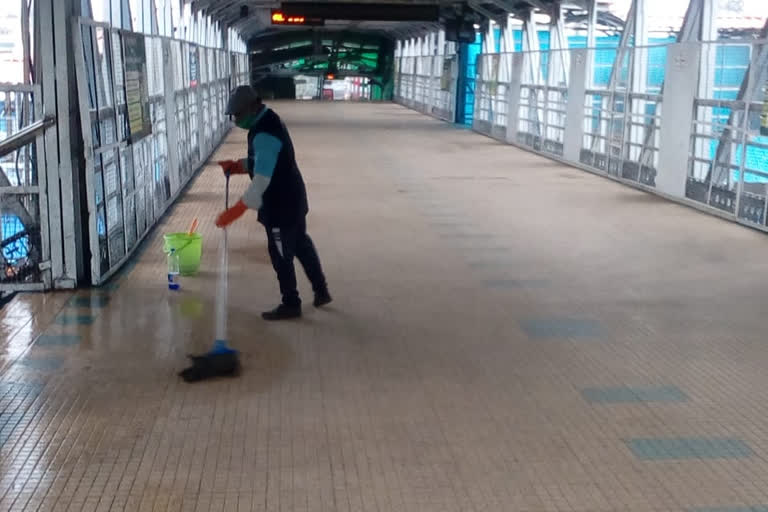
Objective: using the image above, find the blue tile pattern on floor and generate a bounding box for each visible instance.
[0,381,43,396]
[520,317,601,339]
[68,295,110,308]
[18,357,65,371]
[582,386,689,403]
[35,334,82,347]
[628,438,754,460]
[54,314,95,325]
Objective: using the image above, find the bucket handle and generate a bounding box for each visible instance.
[164,236,196,254]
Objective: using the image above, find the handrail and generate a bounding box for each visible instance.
[0,83,35,93]
[0,116,56,159]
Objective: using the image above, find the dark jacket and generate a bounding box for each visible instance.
[245,108,309,227]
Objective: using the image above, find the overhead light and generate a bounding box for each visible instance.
[473,23,480,29]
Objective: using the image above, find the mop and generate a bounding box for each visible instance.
[179,175,241,383]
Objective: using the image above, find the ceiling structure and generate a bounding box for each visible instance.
[185,0,625,45]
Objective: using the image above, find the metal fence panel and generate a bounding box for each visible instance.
[0,83,50,290]
[73,18,248,285]
[396,37,768,234]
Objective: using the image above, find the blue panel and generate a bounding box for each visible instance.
[627,438,753,460]
[2,215,29,262]
[715,68,748,87]
[717,45,751,63]
[520,317,601,339]
[582,386,688,403]
[568,36,587,49]
[513,31,523,52]
[35,334,82,347]
[537,31,550,50]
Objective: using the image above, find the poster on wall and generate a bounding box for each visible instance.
[189,47,200,87]
[441,56,453,91]
[122,31,152,142]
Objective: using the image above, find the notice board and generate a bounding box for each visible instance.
[122,31,152,141]
[189,46,200,87]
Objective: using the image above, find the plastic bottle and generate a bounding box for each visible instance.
[167,248,181,290]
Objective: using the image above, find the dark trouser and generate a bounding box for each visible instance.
[265,217,327,307]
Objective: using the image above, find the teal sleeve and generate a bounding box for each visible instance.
[242,133,282,209]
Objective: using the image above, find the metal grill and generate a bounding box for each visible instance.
[394,49,458,122]
[0,84,49,290]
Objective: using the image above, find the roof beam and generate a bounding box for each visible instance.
[485,0,517,14]
[467,1,506,24]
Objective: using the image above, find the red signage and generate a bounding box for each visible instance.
[270,10,324,26]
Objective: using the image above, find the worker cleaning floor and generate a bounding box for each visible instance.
[177,87,332,382]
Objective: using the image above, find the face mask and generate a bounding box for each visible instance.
[235,114,255,129]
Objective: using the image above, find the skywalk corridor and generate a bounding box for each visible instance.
[2,102,768,511]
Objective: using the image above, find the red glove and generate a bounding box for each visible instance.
[218,159,246,176]
[215,200,248,228]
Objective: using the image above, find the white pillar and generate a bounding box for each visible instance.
[505,53,525,144]
[656,43,701,198]
[563,49,588,162]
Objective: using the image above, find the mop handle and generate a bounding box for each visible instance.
[215,174,230,344]
[225,174,230,209]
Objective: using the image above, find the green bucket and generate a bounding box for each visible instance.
[163,232,203,276]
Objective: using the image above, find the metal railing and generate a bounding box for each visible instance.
[74,19,249,285]
[397,38,768,234]
[685,39,768,226]
[394,54,458,122]
[0,84,51,290]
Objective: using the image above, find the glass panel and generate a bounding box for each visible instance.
[103,148,126,265]
[0,194,42,285]
[92,154,109,275]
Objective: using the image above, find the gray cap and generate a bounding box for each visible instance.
[225,85,261,115]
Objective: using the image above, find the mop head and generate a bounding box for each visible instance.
[178,341,240,382]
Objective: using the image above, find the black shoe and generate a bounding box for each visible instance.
[262,303,302,321]
[313,289,332,308]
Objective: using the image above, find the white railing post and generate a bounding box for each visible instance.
[563,49,588,162]
[656,42,701,198]
[505,53,524,144]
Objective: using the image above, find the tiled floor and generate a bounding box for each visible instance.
[2,102,768,511]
